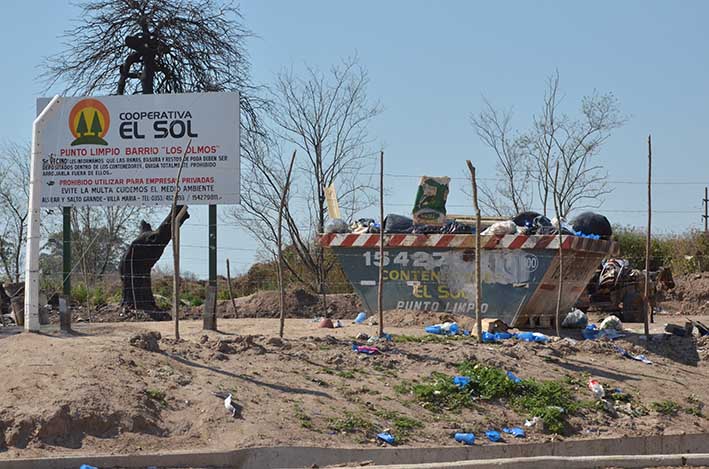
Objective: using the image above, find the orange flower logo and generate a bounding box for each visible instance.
[68,99,110,146]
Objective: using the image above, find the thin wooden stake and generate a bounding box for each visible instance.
[171,138,192,341]
[466,161,483,343]
[378,151,385,337]
[645,135,652,337]
[278,150,297,338]
[226,258,237,319]
[553,161,563,337]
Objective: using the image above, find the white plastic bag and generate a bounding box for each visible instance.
[482,220,517,236]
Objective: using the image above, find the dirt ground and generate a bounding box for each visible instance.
[1,308,709,463]
[57,290,362,324]
[660,272,709,316]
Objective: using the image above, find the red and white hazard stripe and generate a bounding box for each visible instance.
[319,233,617,255]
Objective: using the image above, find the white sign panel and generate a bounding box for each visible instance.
[36,92,239,207]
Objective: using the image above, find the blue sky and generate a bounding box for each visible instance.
[1,1,708,277]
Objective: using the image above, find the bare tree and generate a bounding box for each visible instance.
[470,101,533,216]
[229,129,298,268]
[531,72,625,217]
[42,0,262,306]
[470,73,625,217]
[232,57,380,293]
[0,143,30,283]
[42,0,261,126]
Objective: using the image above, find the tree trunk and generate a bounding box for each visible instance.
[119,206,189,315]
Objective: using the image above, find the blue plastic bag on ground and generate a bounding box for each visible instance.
[454,432,476,445]
[582,324,600,340]
[503,427,526,438]
[353,312,366,324]
[481,331,496,343]
[506,371,522,384]
[453,375,471,388]
[80,465,98,469]
[516,331,550,343]
[485,430,502,442]
[425,325,443,335]
[377,432,396,445]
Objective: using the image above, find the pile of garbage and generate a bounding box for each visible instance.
[424,318,551,344]
[325,210,613,239]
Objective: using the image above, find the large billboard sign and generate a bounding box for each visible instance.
[36,92,239,207]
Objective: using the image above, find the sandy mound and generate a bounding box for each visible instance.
[660,273,709,314]
[384,310,479,330]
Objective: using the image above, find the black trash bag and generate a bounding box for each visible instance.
[412,224,443,234]
[514,212,551,235]
[383,214,414,233]
[512,211,543,228]
[441,220,475,234]
[572,212,612,239]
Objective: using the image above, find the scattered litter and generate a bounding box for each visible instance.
[377,431,396,445]
[441,322,459,334]
[454,432,476,445]
[319,318,334,329]
[355,332,369,341]
[453,375,471,388]
[352,344,380,355]
[485,430,502,442]
[425,322,459,335]
[80,465,98,469]
[506,371,522,384]
[588,379,605,400]
[614,346,652,364]
[333,320,343,328]
[213,392,240,418]
[665,322,694,337]
[481,331,515,343]
[562,309,588,329]
[582,324,625,340]
[368,333,393,344]
[481,220,517,236]
[582,325,599,340]
[599,315,623,331]
[353,312,367,324]
[516,331,550,343]
[481,331,496,343]
[502,427,526,438]
[482,318,509,334]
[694,320,709,336]
[524,417,540,427]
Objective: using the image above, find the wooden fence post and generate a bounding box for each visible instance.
[466,161,483,343]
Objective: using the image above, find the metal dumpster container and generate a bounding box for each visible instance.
[320,233,619,327]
